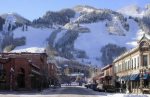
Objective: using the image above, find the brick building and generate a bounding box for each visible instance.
[99,64,114,85]
[0,52,57,91]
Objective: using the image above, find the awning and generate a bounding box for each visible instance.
[124,75,130,81]
[121,75,130,81]
[130,74,139,81]
[143,74,149,80]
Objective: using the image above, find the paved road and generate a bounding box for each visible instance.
[54,86,100,97]
[0,86,107,97]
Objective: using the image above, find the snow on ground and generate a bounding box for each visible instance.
[53,29,67,47]
[12,27,54,53]
[117,5,144,18]
[74,19,139,66]
[54,56,69,62]
[103,94,150,97]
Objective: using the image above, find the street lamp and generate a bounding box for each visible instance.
[140,68,144,93]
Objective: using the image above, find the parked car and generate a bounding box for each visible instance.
[103,85,116,92]
[92,84,98,91]
[97,84,105,92]
[84,84,89,88]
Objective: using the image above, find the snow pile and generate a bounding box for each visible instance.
[103,93,149,97]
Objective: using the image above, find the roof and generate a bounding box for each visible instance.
[139,34,150,43]
[101,64,112,71]
[113,34,150,63]
[113,47,139,62]
[67,73,84,77]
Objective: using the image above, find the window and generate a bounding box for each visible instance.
[125,62,127,71]
[134,58,136,69]
[137,57,139,68]
[119,64,121,72]
[124,62,126,70]
[143,55,148,66]
[0,64,4,77]
[128,61,130,70]
[132,59,133,70]
[115,65,117,73]
[0,64,3,70]
[114,65,116,73]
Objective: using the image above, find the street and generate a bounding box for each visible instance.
[0,86,105,97]
[53,86,101,97]
[0,86,149,97]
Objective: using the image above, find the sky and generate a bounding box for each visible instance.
[0,0,149,21]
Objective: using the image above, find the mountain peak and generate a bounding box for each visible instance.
[73,5,97,13]
[117,4,142,17]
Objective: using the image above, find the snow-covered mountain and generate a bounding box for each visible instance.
[117,5,143,17]
[1,13,31,25]
[0,4,150,67]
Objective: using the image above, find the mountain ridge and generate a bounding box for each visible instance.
[0,4,150,67]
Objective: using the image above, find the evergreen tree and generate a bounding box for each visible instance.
[22,25,24,31]
[25,25,28,31]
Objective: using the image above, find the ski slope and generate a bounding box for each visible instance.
[12,27,54,53]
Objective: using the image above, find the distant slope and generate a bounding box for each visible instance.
[12,27,54,52]
[0,4,149,67]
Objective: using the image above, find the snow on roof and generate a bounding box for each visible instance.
[67,73,84,77]
[11,47,45,53]
[101,64,112,70]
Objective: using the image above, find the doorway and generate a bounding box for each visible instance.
[17,68,25,88]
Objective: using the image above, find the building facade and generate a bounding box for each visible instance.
[47,61,59,86]
[113,34,150,93]
[99,64,114,86]
[0,52,58,91]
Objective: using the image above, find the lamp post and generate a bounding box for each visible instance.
[140,68,144,93]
